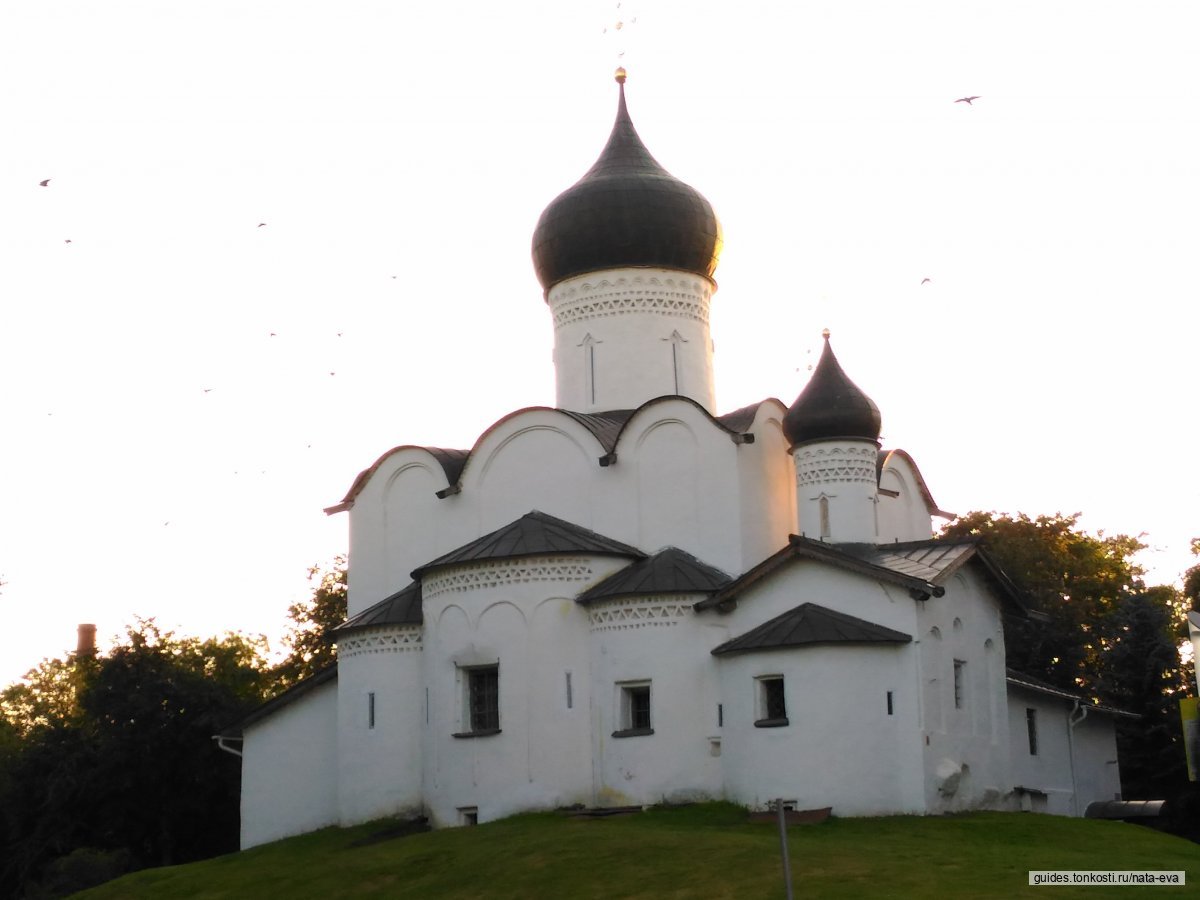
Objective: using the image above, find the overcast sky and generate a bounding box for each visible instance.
[2,0,1197,685]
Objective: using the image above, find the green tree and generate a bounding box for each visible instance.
[274,555,347,689]
[940,511,1145,693]
[0,621,273,897]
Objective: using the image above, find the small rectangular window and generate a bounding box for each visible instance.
[1026,707,1038,755]
[613,681,653,737]
[565,671,573,710]
[886,690,894,716]
[468,666,500,732]
[458,806,479,826]
[953,660,966,710]
[368,691,376,729]
[453,665,500,737]
[718,703,723,728]
[755,676,788,727]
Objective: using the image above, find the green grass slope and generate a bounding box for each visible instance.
[75,804,1200,899]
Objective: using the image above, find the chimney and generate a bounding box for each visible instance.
[76,623,97,659]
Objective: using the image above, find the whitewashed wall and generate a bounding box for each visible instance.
[588,593,724,807]
[547,268,716,413]
[916,568,1012,812]
[717,644,925,815]
[419,554,626,826]
[336,625,424,825]
[877,450,937,542]
[1007,685,1123,816]
[241,678,338,848]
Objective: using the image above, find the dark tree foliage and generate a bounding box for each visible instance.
[1097,586,1192,798]
[273,555,347,690]
[940,511,1145,693]
[941,511,1193,799]
[0,621,273,898]
[1185,538,1200,612]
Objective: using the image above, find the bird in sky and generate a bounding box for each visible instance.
[954,96,980,105]
[64,239,72,244]
[921,278,932,284]
[39,179,50,187]
[202,388,213,393]
[257,222,267,227]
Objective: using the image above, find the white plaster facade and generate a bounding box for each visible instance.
[231,75,1130,848]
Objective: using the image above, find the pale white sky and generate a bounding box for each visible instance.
[2,0,1197,686]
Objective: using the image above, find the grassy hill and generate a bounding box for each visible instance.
[75,803,1200,899]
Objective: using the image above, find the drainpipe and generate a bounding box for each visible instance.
[1066,701,1089,816]
[213,735,243,758]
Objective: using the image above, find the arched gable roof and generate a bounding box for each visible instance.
[326,398,778,513]
[877,448,955,519]
[324,446,468,515]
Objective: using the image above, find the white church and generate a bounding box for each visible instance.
[227,71,1129,848]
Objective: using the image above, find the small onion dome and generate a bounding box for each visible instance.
[531,69,723,295]
[783,331,882,447]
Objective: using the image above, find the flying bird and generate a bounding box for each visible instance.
[954,96,980,105]
[257,222,267,227]
[921,278,931,284]
[64,239,72,244]
[39,179,50,187]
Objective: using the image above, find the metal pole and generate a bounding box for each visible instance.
[776,798,794,900]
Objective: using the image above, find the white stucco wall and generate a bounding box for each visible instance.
[717,644,925,815]
[241,677,339,849]
[793,440,881,544]
[916,569,1012,812]
[547,268,716,413]
[419,554,626,826]
[877,451,936,542]
[589,594,725,808]
[336,625,424,825]
[1007,685,1123,816]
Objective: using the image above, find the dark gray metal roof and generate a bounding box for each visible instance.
[712,602,912,656]
[783,333,881,448]
[412,510,644,578]
[326,446,468,515]
[334,582,422,633]
[1006,669,1138,718]
[576,547,731,605]
[697,536,1029,619]
[531,73,722,294]
[696,535,946,611]
[559,409,636,455]
[716,401,769,435]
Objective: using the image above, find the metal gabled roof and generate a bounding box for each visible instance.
[412,510,644,579]
[576,547,731,605]
[333,582,422,633]
[1006,669,1138,718]
[696,535,945,612]
[712,602,912,656]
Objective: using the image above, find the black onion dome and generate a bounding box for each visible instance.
[531,70,722,294]
[783,332,882,447]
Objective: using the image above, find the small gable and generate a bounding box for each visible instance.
[712,603,912,656]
